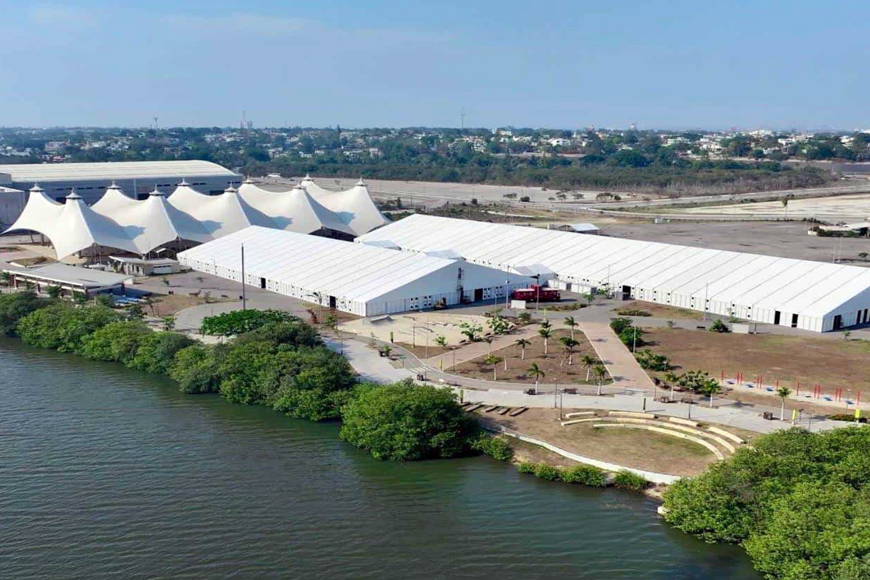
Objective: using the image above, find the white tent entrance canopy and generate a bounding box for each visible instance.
[356,214,870,332]
[177,226,533,316]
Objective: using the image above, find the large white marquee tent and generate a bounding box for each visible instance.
[357,214,870,332]
[5,177,388,260]
[178,226,532,316]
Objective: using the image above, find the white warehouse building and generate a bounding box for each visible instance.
[177,226,532,316]
[356,214,870,332]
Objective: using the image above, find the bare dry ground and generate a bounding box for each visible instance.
[644,328,870,397]
[146,295,224,317]
[395,342,451,359]
[480,408,720,477]
[616,301,704,321]
[451,329,604,385]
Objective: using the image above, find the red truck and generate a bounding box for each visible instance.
[511,284,561,302]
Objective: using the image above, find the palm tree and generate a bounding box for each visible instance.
[664,371,679,400]
[538,327,552,356]
[527,362,545,394]
[705,381,722,407]
[593,365,607,396]
[515,338,531,360]
[581,354,596,381]
[564,316,577,340]
[485,354,503,380]
[776,387,792,421]
[559,336,579,366]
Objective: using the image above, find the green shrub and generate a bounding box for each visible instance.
[616,308,652,317]
[472,435,514,462]
[128,332,196,374]
[533,464,563,481]
[609,317,633,334]
[170,343,225,394]
[709,319,730,333]
[0,291,49,335]
[613,471,648,491]
[77,320,151,364]
[562,464,607,487]
[635,349,671,371]
[663,426,870,550]
[339,381,476,461]
[517,462,537,474]
[200,309,301,336]
[619,326,645,347]
[18,302,119,352]
[828,413,867,423]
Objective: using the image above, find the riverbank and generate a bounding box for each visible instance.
[0,337,761,579]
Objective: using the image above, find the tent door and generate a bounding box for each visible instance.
[774,311,781,325]
[259,277,266,289]
[329,296,337,309]
[474,289,484,302]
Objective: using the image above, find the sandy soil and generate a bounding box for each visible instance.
[603,220,870,264]
[481,408,719,477]
[146,295,224,317]
[644,327,870,398]
[616,301,703,321]
[452,329,604,385]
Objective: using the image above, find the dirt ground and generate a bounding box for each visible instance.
[603,220,870,265]
[616,301,703,320]
[146,295,224,317]
[396,342,451,358]
[644,327,870,398]
[451,329,604,385]
[480,408,719,477]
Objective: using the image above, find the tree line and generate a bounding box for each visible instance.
[0,293,478,461]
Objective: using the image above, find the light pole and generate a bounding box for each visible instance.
[240,243,247,311]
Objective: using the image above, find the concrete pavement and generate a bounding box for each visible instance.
[579,321,656,391]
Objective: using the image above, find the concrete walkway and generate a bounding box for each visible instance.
[323,337,415,384]
[458,388,845,434]
[580,321,656,391]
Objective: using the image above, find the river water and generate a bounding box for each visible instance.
[0,338,759,579]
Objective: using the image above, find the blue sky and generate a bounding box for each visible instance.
[2,0,868,130]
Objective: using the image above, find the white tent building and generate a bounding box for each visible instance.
[9,186,139,258]
[237,179,354,236]
[5,176,388,260]
[357,214,870,332]
[178,226,532,316]
[299,176,389,236]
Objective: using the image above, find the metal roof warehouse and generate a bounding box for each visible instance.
[177,226,532,316]
[356,214,870,332]
[0,160,242,203]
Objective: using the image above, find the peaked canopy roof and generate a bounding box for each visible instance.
[5,176,389,259]
[299,177,389,236]
[8,188,139,258]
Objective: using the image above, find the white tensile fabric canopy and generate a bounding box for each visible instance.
[5,177,389,259]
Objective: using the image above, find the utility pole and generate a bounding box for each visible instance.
[703,283,709,321]
[241,243,247,311]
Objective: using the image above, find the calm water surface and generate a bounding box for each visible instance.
[0,338,760,579]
